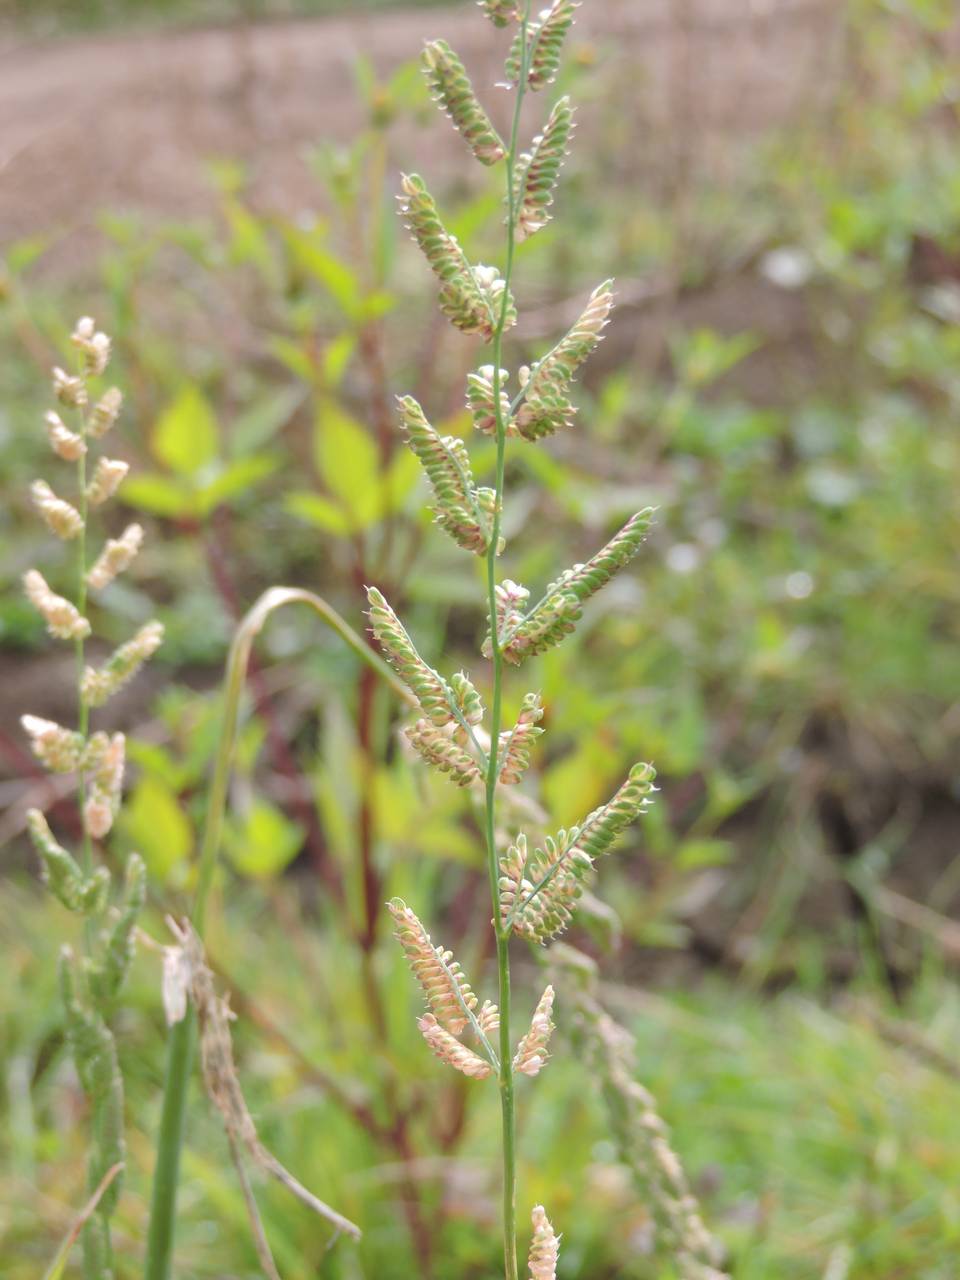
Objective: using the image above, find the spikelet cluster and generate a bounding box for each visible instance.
[418,1014,493,1078]
[89,387,123,438]
[498,692,544,784]
[81,620,165,707]
[30,479,84,540]
[567,975,729,1279]
[506,0,578,91]
[527,1205,560,1280]
[515,281,614,440]
[513,985,555,1076]
[367,587,454,726]
[500,510,654,664]
[46,410,86,460]
[400,174,515,340]
[514,96,574,240]
[71,316,112,376]
[480,0,520,26]
[406,719,481,786]
[398,395,497,554]
[466,365,515,437]
[502,763,657,941]
[88,524,143,591]
[388,899,479,1034]
[26,810,110,915]
[422,40,505,165]
[87,457,129,507]
[83,732,126,839]
[21,715,86,772]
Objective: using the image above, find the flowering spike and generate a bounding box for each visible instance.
[480,0,520,26]
[466,365,516,438]
[528,1204,560,1280]
[514,97,575,241]
[71,317,112,376]
[89,388,122,438]
[86,458,129,507]
[506,1,579,92]
[83,733,126,840]
[81,620,164,708]
[498,692,545,784]
[417,1014,493,1078]
[87,524,143,592]
[479,999,500,1035]
[30,479,84,540]
[88,853,146,1005]
[26,809,110,916]
[506,764,657,942]
[398,174,515,340]
[422,40,505,166]
[366,586,456,726]
[21,715,86,773]
[398,395,497,554]
[502,510,654,664]
[388,898,479,1034]
[23,569,90,640]
[513,985,555,1076]
[406,719,481,787]
[450,670,484,728]
[515,280,614,440]
[46,411,87,461]
[52,367,87,408]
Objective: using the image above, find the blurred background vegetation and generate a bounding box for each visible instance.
[2,0,960,1276]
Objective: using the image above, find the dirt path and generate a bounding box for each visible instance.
[0,0,839,275]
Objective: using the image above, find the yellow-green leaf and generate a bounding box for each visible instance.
[313,399,382,530]
[152,386,219,475]
[117,776,193,880]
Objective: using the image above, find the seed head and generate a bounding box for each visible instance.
[21,715,86,773]
[89,387,123,438]
[51,367,87,408]
[23,569,90,640]
[513,985,555,1076]
[30,480,84,540]
[45,411,87,461]
[527,1205,560,1280]
[86,458,129,507]
[81,620,164,707]
[417,1014,493,1079]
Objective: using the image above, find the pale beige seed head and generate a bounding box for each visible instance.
[30,480,84,540]
[51,366,87,408]
[528,1205,559,1280]
[417,1014,492,1079]
[71,316,111,376]
[21,714,85,772]
[86,457,129,507]
[45,411,86,461]
[87,523,143,591]
[89,387,123,438]
[22,569,90,640]
[513,985,555,1076]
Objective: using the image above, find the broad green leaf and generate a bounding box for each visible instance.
[225,799,304,879]
[230,385,305,456]
[284,491,351,536]
[117,775,192,880]
[152,385,219,475]
[195,454,279,517]
[121,472,194,517]
[313,399,382,529]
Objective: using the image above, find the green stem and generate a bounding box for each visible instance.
[484,9,532,1279]
[144,587,411,1280]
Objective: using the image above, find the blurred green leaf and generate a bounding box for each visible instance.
[120,473,193,517]
[313,399,382,529]
[225,799,304,879]
[284,491,351,536]
[152,385,219,475]
[117,776,193,880]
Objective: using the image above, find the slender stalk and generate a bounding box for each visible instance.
[484,9,533,1278]
[144,587,413,1280]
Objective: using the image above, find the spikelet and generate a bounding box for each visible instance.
[46,410,86,461]
[503,510,653,664]
[506,0,578,92]
[387,898,478,1034]
[30,479,84,540]
[21,715,85,773]
[466,366,516,437]
[52,367,87,409]
[399,174,514,340]
[513,985,555,1076]
[83,732,126,840]
[81,620,164,708]
[418,1014,493,1078]
[26,809,110,916]
[71,316,112,376]
[406,719,481,787]
[514,97,575,240]
[422,40,505,165]
[515,281,614,440]
[87,524,143,591]
[86,458,129,507]
[23,569,90,640]
[398,395,497,554]
[367,586,454,726]
[505,763,657,941]
[478,998,500,1035]
[474,263,518,333]
[87,853,146,1005]
[498,692,544,783]
[450,670,485,727]
[527,1205,560,1280]
[89,388,123,439]
[480,0,520,25]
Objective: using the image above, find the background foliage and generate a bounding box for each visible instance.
[2,0,960,1276]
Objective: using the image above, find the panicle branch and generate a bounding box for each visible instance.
[514,96,575,240]
[422,39,505,165]
[512,985,555,1076]
[387,899,480,1035]
[527,1204,560,1280]
[506,0,578,91]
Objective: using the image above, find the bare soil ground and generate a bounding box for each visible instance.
[0,0,840,273]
